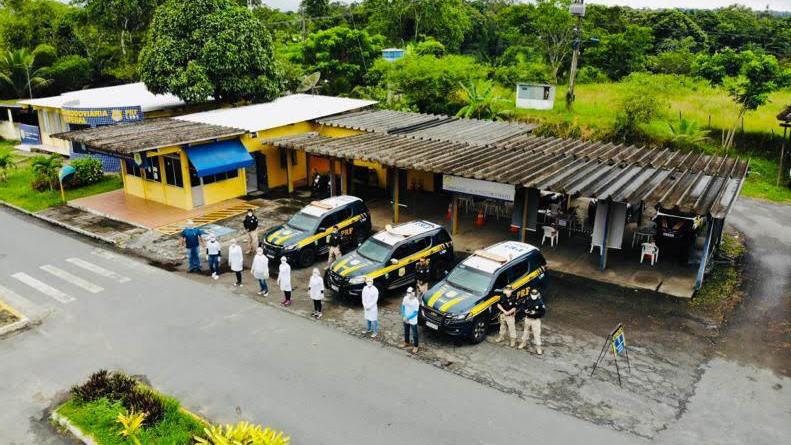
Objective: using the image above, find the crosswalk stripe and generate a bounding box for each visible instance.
[65,258,131,283]
[11,272,75,304]
[0,283,47,318]
[40,265,103,294]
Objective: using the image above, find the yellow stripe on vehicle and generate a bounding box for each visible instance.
[267,230,282,243]
[367,243,450,279]
[340,264,366,277]
[333,257,351,272]
[511,268,543,289]
[296,214,364,248]
[470,295,500,317]
[427,289,444,307]
[439,296,465,312]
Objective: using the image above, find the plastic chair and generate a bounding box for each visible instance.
[542,226,559,247]
[641,242,659,266]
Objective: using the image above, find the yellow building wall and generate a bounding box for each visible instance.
[241,122,314,189]
[202,169,246,205]
[120,148,192,210]
[316,126,365,138]
[407,169,435,192]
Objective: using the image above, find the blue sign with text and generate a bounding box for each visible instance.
[19,123,41,145]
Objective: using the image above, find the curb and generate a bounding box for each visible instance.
[69,201,152,231]
[50,411,99,445]
[0,296,32,338]
[0,200,118,246]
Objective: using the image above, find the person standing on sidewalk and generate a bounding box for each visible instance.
[327,225,342,265]
[179,220,205,273]
[308,268,324,318]
[361,278,379,338]
[278,257,293,306]
[415,257,431,298]
[494,285,517,347]
[228,239,244,287]
[251,247,269,296]
[401,287,420,353]
[243,209,259,254]
[519,288,546,355]
[206,234,222,280]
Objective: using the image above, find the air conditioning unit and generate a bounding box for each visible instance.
[515,83,556,110]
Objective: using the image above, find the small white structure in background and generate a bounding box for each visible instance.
[515,83,556,110]
[382,48,405,62]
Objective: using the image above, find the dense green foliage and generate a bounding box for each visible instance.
[70,157,104,187]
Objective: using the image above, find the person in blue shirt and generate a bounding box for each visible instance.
[401,287,420,353]
[179,220,205,273]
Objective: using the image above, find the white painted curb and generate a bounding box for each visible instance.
[0,316,31,337]
[50,411,99,445]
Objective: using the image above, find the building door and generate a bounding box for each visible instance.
[192,178,204,207]
[245,165,258,193]
[254,152,268,193]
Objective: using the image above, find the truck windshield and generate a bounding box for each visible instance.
[446,265,493,296]
[286,212,319,232]
[356,238,391,263]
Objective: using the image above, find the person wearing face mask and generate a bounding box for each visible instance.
[361,278,379,338]
[308,268,325,318]
[251,247,269,296]
[242,209,259,254]
[327,225,343,265]
[277,256,293,306]
[415,257,430,298]
[206,234,222,280]
[519,288,546,355]
[401,287,420,353]
[228,239,244,287]
[494,285,518,347]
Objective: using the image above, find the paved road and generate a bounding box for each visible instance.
[0,207,639,445]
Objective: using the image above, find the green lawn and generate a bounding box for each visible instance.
[0,144,122,212]
[57,396,206,445]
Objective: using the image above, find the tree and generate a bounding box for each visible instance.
[300,0,329,18]
[585,25,653,80]
[364,0,472,51]
[299,26,383,96]
[40,55,92,95]
[454,80,509,120]
[139,0,283,103]
[644,9,708,52]
[0,150,17,181]
[610,90,664,144]
[30,153,62,191]
[76,0,159,57]
[0,48,51,98]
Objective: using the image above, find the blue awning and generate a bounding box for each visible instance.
[185,139,253,177]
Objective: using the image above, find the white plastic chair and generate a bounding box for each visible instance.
[542,226,559,247]
[641,242,659,266]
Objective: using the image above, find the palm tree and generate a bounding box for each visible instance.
[30,154,62,191]
[668,117,708,151]
[0,49,51,99]
[454,80,510,121]
[0,150,17,181]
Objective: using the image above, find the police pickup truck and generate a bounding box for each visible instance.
[420,241,547,343]
[260,195,371,267]
[325,220,454,299]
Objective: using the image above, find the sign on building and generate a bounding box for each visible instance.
[19,123,41,145]
[61,106,143,126]
[442,175,515,201]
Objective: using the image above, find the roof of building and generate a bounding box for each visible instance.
[317,109,538,145]
[264,132,747,219]
[372,220,441,246]
[175,94,377,132]
[463,241,537,274]
[52,118,245,154]
[18,82,185,112]
[301,195,361,217]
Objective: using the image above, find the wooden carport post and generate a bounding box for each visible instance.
[286,151,294,194]
[329,158,336,196]
[451,194,459,235]
[392,167,400,224]
[520,188,529,242]
[340,160,348,195]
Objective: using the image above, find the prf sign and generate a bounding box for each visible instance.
[611,324,626,356]
[62,106,143,126]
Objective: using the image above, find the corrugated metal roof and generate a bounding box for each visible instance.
[317,109,446,133]
[52,118,245,154]
[265,131,747,219]
[175,94,377,132]
[18,82,185,112]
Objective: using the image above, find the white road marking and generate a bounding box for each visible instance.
[0,283,48,318]
[40,265,104,294]
[65,258,131,283]
[10,273,75,304]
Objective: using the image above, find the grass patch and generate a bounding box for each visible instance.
[690,233,745,323]
[57,395,205,445]
[0,149,122,212]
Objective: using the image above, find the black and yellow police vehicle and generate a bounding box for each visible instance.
[261,195,371,267]
[325,220,454,299]
[419,241,547,343]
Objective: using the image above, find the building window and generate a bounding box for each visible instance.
[124,158,142,177]
[163,155,183,187]
[201,168,239,185]
[143,156,160,182]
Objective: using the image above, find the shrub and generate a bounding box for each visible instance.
[493,62,552,87]
[195,421,290,445]
[70,370,112,403]
[575,66,609,84]
[609,90,666,144]
[122,387,165,427]
[30,154,62,191]
[69,370,166,427]
[414,38,446,57]
[71,157,104,187]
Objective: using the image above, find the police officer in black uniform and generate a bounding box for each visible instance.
[519,288,546,354]
[327,225,343,265]
[243,209,259,254]
[415,257,431,298]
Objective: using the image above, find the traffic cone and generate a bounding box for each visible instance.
[446,203,452,220]
[509,224,520,233]
[474,208,485,226]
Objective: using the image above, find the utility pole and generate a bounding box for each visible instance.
[567,0,585,110]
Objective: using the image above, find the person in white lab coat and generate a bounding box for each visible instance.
[278,256,292,306]
[308,268,324,318]
[361,278,379,338]
[228,239,244,287]
[251,247,269,296]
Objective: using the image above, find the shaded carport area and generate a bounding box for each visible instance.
[265,129,747,298]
